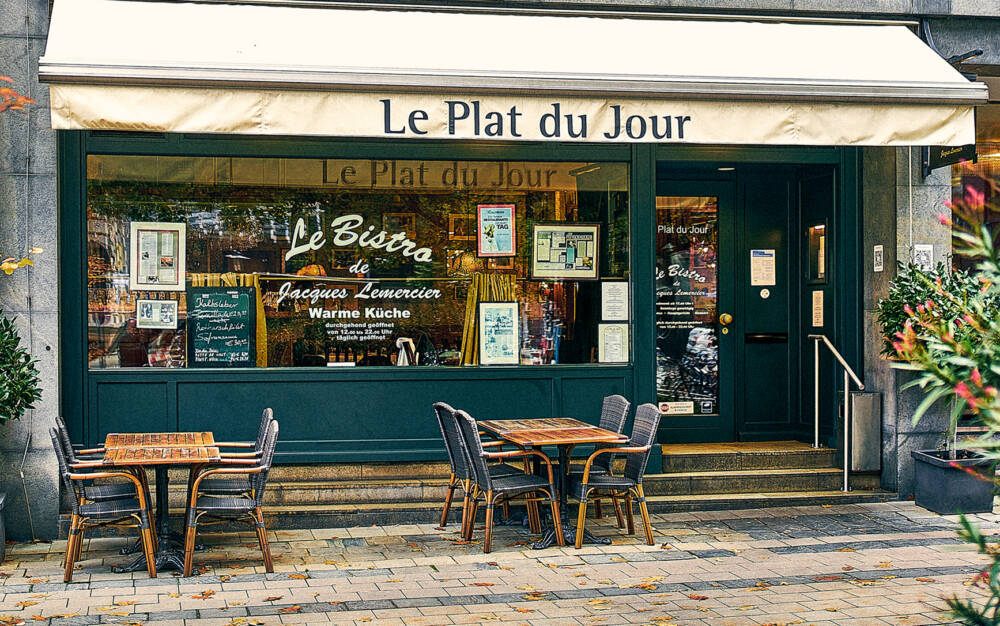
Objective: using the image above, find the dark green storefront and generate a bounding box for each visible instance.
[58,131,862,462]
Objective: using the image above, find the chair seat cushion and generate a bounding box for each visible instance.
[194,496,256,513]
[79,498,144,519]
[566,474,637,500]
[83,482,137,501]
[198,477,252,496]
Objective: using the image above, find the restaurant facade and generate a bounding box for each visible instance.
[0,0,997,538]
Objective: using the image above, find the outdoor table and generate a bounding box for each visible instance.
[102,432,221,573]
[477,418,628,549]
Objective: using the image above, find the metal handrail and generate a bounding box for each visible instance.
[808,334,865,493]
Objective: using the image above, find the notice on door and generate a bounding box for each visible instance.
[750,249,776,286]
[812,289,824,327]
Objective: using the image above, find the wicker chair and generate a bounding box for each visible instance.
[183,420,279,577]
[53,417,143,503]
[567,395,631,524]
[454,410,564,553]
[433,402,526,530]
[196,408,274,497]
[566,403,662,549]
[50,429,157,582]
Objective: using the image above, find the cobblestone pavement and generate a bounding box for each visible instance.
[0,501,995,625]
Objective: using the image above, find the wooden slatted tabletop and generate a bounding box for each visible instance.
[102,446,221,466]
[105,432,215,449]
[478,418,628,447]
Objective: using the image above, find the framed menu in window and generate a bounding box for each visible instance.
[129,221,186,291]
[531,223,599,280]
[478,301,519,365]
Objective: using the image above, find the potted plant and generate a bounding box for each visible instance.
[877,262,1000,514]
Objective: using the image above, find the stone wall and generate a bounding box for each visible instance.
[0,0,58,540]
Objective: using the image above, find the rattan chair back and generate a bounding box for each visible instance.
[49,428,83,515]
[623,403,662,484]
[592,395,631,474]
[454,410,492,492]
[433,402,470,479]
[250,420,279,507]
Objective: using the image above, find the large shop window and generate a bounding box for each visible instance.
[86,156,630,369]
[951,103,1000,271]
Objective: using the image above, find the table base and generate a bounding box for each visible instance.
[120,535,204,556]
[114,543,187,574]
[531,521,611,550]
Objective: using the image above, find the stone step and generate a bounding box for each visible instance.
[642,468,881,496]
[135,467,879,509]
[62,489,893,536]
[659,441,837,473]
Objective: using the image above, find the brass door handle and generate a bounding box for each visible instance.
[719,313,734,326]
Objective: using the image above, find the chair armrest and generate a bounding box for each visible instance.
[67,471,146,505]
[482,440,505,448]
[579,446,650,482]
[483,449,555,482]
[190,466,264,504]
[78,447,105,454]
[69,460,107,470]
[220,451,262,458]
[214,441,255,448]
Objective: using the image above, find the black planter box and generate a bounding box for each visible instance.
[912,450,996,515]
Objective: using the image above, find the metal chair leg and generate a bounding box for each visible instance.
[636,486,654,546]
[624,492,635,535]
[459,479,471,534]
[483,493,495,554]
[139,513,157,579]
[574,499,588,549]
[255,507,273,573]
[550,495,565,547]
[63,517,80,583]
[612,496,626,529]
[441,473,457,527]
[466,500,479,541]
[182,523,198,577]
[594,498,603,519]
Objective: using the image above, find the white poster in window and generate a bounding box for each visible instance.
[750,249,776,286]
[478,302,519,365]
[601,281,629,321]
[136,299,179,329]
[812,289,824,327]
[598,323,629,363]
[129,221,186,291]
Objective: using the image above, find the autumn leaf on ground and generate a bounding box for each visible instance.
[642,576,665,582]
[842,566,855,571]
[473,582,494,587]
[0,618,25,626]
[687,594,708,600]
[586,599,610,605]
[660,543,672,549]
[192,590,216,599]
[825,607,838,612]
[515,607,533,613]
[115,601,138,606]
[631,583,657,590]
[219,575,231,582]
[916,577,936,583]
[264,596,283,602]
[523,593,546,600]
[288,573,309,579]
[837,547,855,552]
[14,603,36,609]
[737,605,755,610]
[813,575,843,581]
[517,585,535,591]
[877,562,893,568]
[277,605,301,614]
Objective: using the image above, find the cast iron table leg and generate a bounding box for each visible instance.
[531,444,612,550]
[114,465,188,573]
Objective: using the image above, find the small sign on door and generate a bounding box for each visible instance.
[812,290,824,327]
[750,249,776,286]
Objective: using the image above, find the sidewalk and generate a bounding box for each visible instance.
[0,501,991,625]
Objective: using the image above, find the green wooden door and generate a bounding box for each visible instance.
[653,180,736,442]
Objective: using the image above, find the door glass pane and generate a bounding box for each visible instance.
[655,196,719,416]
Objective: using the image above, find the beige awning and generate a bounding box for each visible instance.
[39,0,987,145]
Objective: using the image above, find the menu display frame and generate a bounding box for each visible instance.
[530,223,600,280]
[128,221,186,292]
[186,286,257,368]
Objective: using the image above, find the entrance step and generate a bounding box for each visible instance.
[659,441,836,472]
[643,468,881,496]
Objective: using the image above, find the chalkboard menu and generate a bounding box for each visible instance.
[186,287,256,368]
